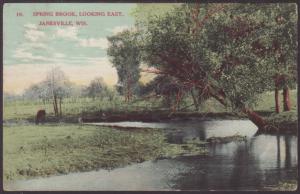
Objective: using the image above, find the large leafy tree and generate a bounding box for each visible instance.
[247,4,297,112]
[136,3,297,129]
[107,30,141,102]
[131,3,179,29]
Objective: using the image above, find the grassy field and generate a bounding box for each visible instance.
[254,90,297,112]
[3,90,297,122]
[3,96,163,121]
[3,123,207,182]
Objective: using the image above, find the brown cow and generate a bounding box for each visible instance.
[35,110,46,125]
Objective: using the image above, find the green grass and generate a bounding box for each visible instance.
[264,110,298,132]
[254,89,297,112]
[3,97,163,121]
[206,135,247,144]
[3,89,297,122]
[3,123,207,182]
[267,110,298,123]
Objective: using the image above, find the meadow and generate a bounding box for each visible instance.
[3,90,297,122]
[3,123,208,182]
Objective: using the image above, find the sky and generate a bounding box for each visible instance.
[3,3,143,94]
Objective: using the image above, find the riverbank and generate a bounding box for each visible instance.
[3,123,207,182]
[263,110,298,134]
[4,109,297,134]
[81,109,297,134]
[264,180,298,191]
[4,89,296,122]
[4,110,248,124]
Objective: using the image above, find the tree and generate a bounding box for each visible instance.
[84,77,109,99]
[247,4,297,112]
[107,30,141,102]
[131,3,297,130]
[140,75,187,111]
[23,81,50,103]
[131,3,179,30]
[45,67,71,117]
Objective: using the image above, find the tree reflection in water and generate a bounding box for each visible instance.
[169,134,297,190]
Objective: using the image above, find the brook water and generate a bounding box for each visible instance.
[6,120,297,191]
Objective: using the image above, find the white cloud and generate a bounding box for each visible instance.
[108,25,131,34]
[52,56,109,65]
[13,45,110,65]
[14,48,49,62]
[55,27,78,40]
[24,23,38,29]
[23,42,48,49]
[13,24,109,66]
[11,24,49,62]
[54,27,108,49]
[78,38,109,49]
[53,53,65,58]
[24,24,46,42]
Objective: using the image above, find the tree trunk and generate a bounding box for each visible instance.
[125,73,132,103]
[188,83,271,130]
[284,136,291,168]
[59,98,62,117]
[283,86,291,111]
[53,101,57,117]
[124,94,127,102]
[53,94,58,117]
[191,88,199,111]
[275,86,280,113]
[242,108,267,129]
[165,94,171,109]
[209,91,269,130]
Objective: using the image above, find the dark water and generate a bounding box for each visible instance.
[6,120,298,191]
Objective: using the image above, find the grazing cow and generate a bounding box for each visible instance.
[35,110,46,125]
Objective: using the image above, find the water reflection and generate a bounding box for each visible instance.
[171,133,297,190]
[5,120,297,191]
[285,135,292,169]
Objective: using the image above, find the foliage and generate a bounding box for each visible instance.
[107,30,141,102]
[140,75,185,109]
[131,3,179,30]
[23,82,50,102]
[22,81,83,103]
[130,3,297,112]
[266,110,297,126]
[247,4,297,89]
[83,77,109,99]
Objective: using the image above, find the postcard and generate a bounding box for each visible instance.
[2,2,298,191]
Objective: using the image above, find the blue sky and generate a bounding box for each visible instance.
[3,3,137,94]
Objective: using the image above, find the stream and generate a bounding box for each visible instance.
[6,120,298,191]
